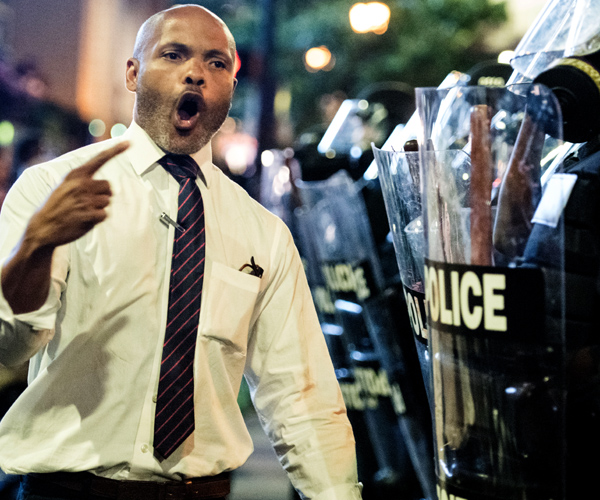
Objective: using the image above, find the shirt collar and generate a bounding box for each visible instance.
[123,121,214,188]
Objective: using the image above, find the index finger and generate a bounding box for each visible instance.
[69,141,130,179]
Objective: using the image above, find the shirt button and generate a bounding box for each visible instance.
[152,395,157,403]
[141,444,149,453]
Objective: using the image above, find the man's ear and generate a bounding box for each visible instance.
[233,78,238,91]
[125,58,139,92]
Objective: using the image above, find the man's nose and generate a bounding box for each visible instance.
[184,61,205,86]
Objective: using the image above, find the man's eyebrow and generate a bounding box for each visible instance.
[205,49,233,62]
[158,42,190,54]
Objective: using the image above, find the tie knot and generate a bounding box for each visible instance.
[159,154,200,182]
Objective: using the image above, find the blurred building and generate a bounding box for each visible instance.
[1,0,170,138]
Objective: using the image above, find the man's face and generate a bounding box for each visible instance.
[126,8,237,155]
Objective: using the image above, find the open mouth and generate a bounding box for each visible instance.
[175,93,202,128]
[178,97,199,121]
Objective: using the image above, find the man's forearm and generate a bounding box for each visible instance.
[1,236,54,315]
[0,236,60,365]
[0,142,127,314]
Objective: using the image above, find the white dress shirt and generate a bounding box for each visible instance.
[0,122,362,500]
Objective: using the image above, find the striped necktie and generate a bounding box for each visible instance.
[154,154,205,459]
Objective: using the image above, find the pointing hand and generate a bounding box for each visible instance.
[26,141,130,249]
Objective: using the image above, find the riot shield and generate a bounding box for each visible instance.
[372,147,430,396]
[296,206,392,500]
[416,83,566,500]
[371,72,471,413]
[297,171,434,499]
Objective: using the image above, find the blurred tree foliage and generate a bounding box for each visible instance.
[179,0,508,135]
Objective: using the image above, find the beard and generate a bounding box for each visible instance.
[135,83,231,155]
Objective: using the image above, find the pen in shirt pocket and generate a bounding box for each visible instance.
[159,212,184,232]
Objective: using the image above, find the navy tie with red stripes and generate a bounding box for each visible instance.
[154,154,205,459]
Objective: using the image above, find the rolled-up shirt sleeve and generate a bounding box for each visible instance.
[244,224,362,500]
[0,167,69,367]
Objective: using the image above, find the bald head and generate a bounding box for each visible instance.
[133,5,236,63]
[126,3,238,154]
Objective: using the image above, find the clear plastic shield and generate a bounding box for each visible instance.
[296,170,385,355]
[416,84,566,500]
[369,72,472,419]
[371,147,425,293]
[509,0,600,86]
[297,170,434,498]
[294,206,349,371]
[294,203,388,497]
[372,147,432,403]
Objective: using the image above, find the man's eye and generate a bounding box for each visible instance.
[165,52,180,60]
[212,61,226,69]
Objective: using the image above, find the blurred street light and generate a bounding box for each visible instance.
[498,50,515,65]
[304,46,335,72]
[349,2,391,34]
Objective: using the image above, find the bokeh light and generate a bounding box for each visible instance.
[234,50,242,78]
[498,50,515,65]
[304,46,335,73]
[110,123,127,138]
[0,121,15,146]
[261,150,275,167]
[349,2,391,35]
[225,144,253,174]
[88,118,106,138]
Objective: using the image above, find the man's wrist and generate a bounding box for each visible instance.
[22,215,58,259]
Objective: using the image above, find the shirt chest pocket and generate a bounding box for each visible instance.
[200,261,261,355]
